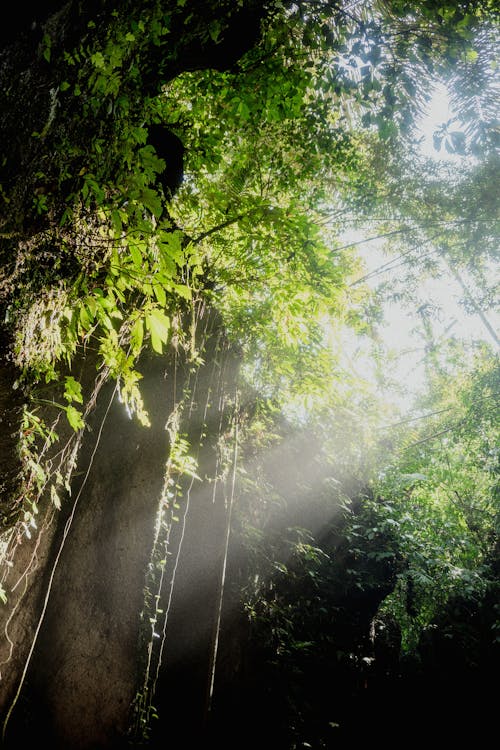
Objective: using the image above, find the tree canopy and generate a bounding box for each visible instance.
[0,0,498,746]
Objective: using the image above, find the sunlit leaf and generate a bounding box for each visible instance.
[145,308,170,353]
[66,405,84,431]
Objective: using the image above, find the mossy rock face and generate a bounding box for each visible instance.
[0,2,263,743]
[0,310,241,747]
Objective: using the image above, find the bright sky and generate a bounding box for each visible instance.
[341,82,499,416]
[417,82,462,161]
[354,244,498,406]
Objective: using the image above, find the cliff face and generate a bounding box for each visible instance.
[0,3,261,743]
[0,307,240,747]
[0,0,266,495]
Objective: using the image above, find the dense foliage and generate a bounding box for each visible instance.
[0,0,498,745]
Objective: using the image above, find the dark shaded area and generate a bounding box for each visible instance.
[205,518,399,748]
[166,3,263,76]
[0,0,67,48]
[147,125,185,199]
[207,536,500,750]
[204,549,499,749]
[0,0,267,241]
[0,345,24,516]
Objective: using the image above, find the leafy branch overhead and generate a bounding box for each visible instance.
[0,4,497,742]
[0,0,495,514]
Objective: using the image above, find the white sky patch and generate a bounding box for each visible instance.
[334,81,499,416]
[342,236,499,416]
[416,81,461,162]
[415,81,482,168]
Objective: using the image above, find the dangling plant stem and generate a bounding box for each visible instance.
[204,388,240,723]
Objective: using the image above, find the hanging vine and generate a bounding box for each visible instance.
[128,303,241,743]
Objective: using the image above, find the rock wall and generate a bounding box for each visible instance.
[0,309,240,748]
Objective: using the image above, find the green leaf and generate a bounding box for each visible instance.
[153,283,167,307]
[150,330,162,353]
[160,230,184,265]
[172,283,192,300]
[129,243,143,269]
[140,187,163,218]
[79,304,92,329]
[85,296,98,318]
[64,376,83,404]
[465,49,478,63]
[91,51,105,69]
[146,308,170,353]
[209,21,221,42]
[42,34,51,62]
[66,405,85,431]
[130,317,144,354]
